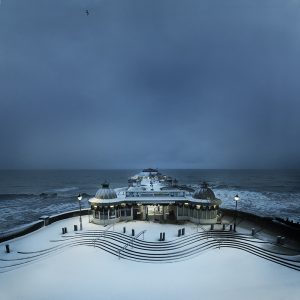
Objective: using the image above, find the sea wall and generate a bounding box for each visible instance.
[48,209,89,224]
[1,208,299,243]
[0,209,90,243]
[220,208,300,241]
[0,220,45,243]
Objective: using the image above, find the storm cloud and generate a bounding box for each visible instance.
[0,0,300,169]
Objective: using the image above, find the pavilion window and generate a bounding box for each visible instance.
[178,206,183,216]
[183,206,188,216]
[193,209,197,218]
[110,208,116,218]
[101,208,108,220]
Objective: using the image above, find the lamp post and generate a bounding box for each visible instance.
[77,194,83,230]
[233,194,240,231]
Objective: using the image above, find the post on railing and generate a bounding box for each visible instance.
[119,230,146,259]
[276,236,281,244]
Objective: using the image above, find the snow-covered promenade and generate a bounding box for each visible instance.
[1,216,300,300]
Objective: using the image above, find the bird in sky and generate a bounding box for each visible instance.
[85,9,89,16]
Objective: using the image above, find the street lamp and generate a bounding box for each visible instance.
[233,194,240,231]
[77,194,83,230]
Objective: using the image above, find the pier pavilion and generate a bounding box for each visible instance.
[88,171,222,225]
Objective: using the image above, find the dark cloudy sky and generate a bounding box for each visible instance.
[0,0,300,169]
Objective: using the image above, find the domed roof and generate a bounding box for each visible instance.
[193,182,216,200]
[95,182,117,200]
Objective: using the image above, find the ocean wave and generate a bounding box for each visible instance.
[0,193,36,200]
[0,191,94,201]
[39,192,58,198]
[214,188,300,223]
[213,184,229,189]
[51,187,78,193]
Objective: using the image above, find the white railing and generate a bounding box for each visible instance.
[198,224,222,249]
[118,230,146,259]
[93,223,115,247]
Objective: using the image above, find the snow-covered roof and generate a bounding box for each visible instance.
[95,182,117,200]
[89,171,222,205]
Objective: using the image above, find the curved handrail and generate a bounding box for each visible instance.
[118,230,146,259]
[93,223,114,247]
[2,229,300,273]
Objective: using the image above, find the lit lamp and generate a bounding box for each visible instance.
[233,194,240,231]
[77,194,83,230]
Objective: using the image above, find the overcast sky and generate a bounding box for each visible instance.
[0,0,300,169]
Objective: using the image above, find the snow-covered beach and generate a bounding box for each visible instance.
[1,216,299,300]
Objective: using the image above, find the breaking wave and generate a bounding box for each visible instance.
[214,188,300,223]
[51,187,78,193]
[0,193,36,200]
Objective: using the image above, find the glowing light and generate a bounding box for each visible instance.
[234,194,240,201]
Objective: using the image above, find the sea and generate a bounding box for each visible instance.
[0,169,300,232]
